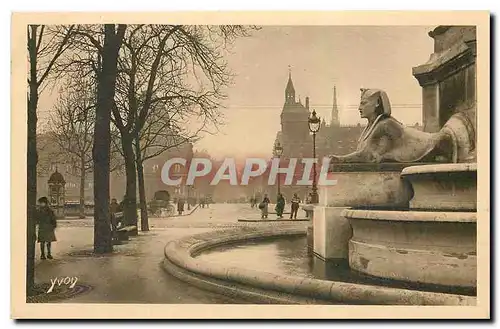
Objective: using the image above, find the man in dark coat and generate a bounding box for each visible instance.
[36,197,57,260]
[177,197,185,215]
[109,198,121,239]
[275,193,285,219]
[290,193,301,219]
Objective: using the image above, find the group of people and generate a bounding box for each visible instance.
[198,196,210,209]
[34,196,126,260]
[257,193,302,220]
[176,196,210,214]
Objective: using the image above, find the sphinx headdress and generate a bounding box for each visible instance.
[360,88,392,116]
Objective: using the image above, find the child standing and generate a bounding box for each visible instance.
[36,197,57,260]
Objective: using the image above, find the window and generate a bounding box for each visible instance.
[152,164,159,173]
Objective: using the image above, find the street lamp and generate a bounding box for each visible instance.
[308,109,321,204]
[274,141,283,196]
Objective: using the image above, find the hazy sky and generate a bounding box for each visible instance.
[39,25,435,159]
[197,25,435,158]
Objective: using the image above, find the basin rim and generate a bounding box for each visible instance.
[342,209,477,223]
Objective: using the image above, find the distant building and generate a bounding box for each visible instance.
[274,72,364,162]
[276,71,314,159]
[136,142,194,202]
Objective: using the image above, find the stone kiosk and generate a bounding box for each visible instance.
[48,169,66,218]
[310,26,477,289]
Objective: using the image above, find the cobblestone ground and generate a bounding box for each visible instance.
[33,203,295,304]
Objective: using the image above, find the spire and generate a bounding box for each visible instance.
[285,65,295,104]
[331,85,339,126]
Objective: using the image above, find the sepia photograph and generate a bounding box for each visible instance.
[10,11,490,319]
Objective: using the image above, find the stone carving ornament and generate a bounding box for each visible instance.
[329,88,475,164]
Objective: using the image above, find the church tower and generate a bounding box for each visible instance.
[285,69,296,104]
[331,85,340,126]
[279,67,312,159]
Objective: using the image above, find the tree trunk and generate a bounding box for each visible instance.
[93,24,126,254]
[26,27,38,296]
[26,89,38,296]
[134,136,148,231]
[121,134,138,234]
[79,157,86,219]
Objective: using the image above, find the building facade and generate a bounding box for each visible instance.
[274,73,364,162]
[270,72,364,201]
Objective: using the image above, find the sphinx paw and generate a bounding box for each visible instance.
[329,155,342,163]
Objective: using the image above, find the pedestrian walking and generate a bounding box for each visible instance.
[35,197,57,260]
[177,197,185,215]
[306,193,312,204]
[110,198,120,239]
[290,193,301,219]
[259,194,270,219]
[275,193,285,218]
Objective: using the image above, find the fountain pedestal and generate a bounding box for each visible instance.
[312,206,351,260]
[344,163,477,288]
[312,163,415,262]
[345,209,477,288]
[402,163,477,211]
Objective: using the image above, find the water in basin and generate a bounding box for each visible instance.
[196,236,475,296]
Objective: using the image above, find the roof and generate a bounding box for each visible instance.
[285,72,295,94]
[48,170,65,184]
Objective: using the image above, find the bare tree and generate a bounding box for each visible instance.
[111,25,184,233]
[26,24,74,295]
[91,24,127,253]
[134,99,203,231]
[51,24,257,237]
[113,25,257,231]
[50,77,95,218]
[58,24,127,253]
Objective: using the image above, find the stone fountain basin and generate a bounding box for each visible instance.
[162,225,474,305]
[343,209,476,288]
[401,163,477,211]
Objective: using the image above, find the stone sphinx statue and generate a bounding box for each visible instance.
[330,88,476,164]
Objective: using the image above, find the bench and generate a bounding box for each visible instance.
[116,225,137,242]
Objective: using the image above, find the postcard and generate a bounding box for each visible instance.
[11,11,490,319]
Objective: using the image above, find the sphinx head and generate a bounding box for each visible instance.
[359,88,392,121]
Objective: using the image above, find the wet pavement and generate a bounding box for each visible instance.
[33,202,473,304]
[33,203,283,304]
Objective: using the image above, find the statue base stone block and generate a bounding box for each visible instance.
[311,164,418,261]
[312,206,352,261]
